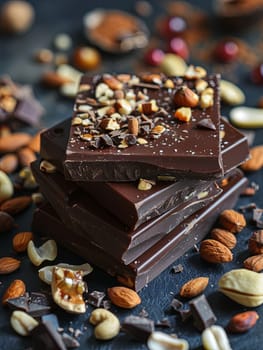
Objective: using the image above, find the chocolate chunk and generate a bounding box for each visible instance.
[189,294,217,331]
[253,208,263,228]
[41,314,60,330]
[122,315,154,341]
[171,264,183,274]
[170,298,183,312]
[6,292,51,317]
[155,318,171,328]
[87,290,105,307]
[61,333,80,348]
[196,118,216,130]
[31,322,66,350]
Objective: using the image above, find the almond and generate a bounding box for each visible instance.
[1,196,32,215]
[173,86,199,108]
[227,311,259,333]
[28,130,43,153]
[107,286,141,309]
[42,71,72,87]
[0,133,32,153]
[103,74,123,90]
[2,279,26,305]
[180,277,209,298]
[248,230,263,254]
[219,209,246,233]
[0,257,21,274]
[243,254,263,272]
[0,154,18,173]
[210,228,237,250]
[200,239,233,263]
[0,211,15,232]
[17,147,37,167]
[241,145,263,172]
[13,231,33,253]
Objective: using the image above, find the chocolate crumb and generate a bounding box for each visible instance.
[171,264,184,274]
[253,208,263,228]
[196,118,216,130]
[239,202,257,212]
[155,318,171,328]
[87,290,105,307]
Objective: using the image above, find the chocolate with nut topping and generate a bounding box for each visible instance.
[64,71,223,181]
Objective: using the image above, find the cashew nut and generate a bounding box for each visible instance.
[89,308,120,340]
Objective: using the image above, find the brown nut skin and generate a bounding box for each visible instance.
[2,279,26,305]
[0,257,21,274]
[199,239,233,263]
[107,286,141,309]
[227,311,259,333]
[173,86,199,108]
[211,228,237,250]
[243,254,263,272]
[248,230,263,255]
[241,146,263,172]
[219,209,246,233]
[13,231,33,252]
[179,277,209,299]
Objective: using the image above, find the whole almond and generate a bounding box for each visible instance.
[210,228,237,250]
[180,277,209,298]
[0,154,18,173]
[241,145,263,172]
[248,230,263,254]
[1,196,32,215]
[28,130,43,153]
[42,71,72,88]
[227,311,259,333]
[0,257,21,274]
[2,279,26,305]
[0,211,15,233]
[108,286,141,309]
[200,239,233,263]
[219,209,246,233]
[0,133,32,153]
[13,232,33,252]
[18,147,37,168]
[243,254,263,272]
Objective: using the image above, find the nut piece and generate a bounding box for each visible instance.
[40,160,57,173]
[128,117,139,136]
[38,262,93,285]
[0,170,14,202]
[241,145,263,172]
[10,310,38,336]
[0,154,18,174]
[218,268,263,307]
[220,80,245,106]
[219,209,246,233]
[1,196,32,215]
[248,230,263,254]
[0,132,31,153]
[202,325,232,350]
[13,231,33,252]
[0,257,21,274]
[107,286,141,309]
[51,267,86,314]
[174,107,192,122]
[27,239,57,266]
[200,239,233,263]
[227,311,259,333]
[89,308,120,340]
[2,279,26,305]
[147,331,189,350]
[138,178,154,191]
[210,228,237,250]
[180,277,209,299]
[173,86,199,108]
[18,147,36,167]
[243,254,263,272]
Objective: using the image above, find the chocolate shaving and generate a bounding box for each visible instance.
[196,118,216,130]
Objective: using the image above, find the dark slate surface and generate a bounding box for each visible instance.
[1,1,263,349]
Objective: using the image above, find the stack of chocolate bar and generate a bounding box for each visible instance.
[31,71,249,291]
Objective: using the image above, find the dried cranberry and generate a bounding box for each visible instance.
[144,48,165,66]
[214,39,239,63]
[251,63,263,84]
[167,37,189,60]
[162,16,187,37]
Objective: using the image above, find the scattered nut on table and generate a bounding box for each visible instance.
[89,308,120,340]
[10,310,38,336]
[147,331,189,350]
[202,325,232,350]
[27,239,57,266]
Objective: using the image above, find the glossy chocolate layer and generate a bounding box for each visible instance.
[31,160,220,264]
[64,73,223,181]
[40,117,249,229]
[32,169,247,291]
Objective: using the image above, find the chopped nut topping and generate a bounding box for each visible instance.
[184,65,207,80]
[174,107,192,122]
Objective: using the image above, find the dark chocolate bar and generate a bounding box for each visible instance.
[31,160,220,264]
[64,73,223,181]
[40,117,249,229]
[32,169,247,291]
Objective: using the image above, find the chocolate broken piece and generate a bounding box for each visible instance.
[87,290,105,307]
[189,294,217,331]
[122,315,154,341]
[31,321,66,350]
[253,208,263,228]
[6,292,51,317]
[196,118,216,130]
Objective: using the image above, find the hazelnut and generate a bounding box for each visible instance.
[173,86,199,107]
[174,107,192,122]
[73,47,101,71]
[0,0,35,34]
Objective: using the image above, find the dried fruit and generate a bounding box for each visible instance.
[0,257,21,274]
[2,279,26,305]
[10,310,38,336]
[12,231,33,253]
[200,239,233,263]
[219,209,246,233]
[27,239,57,266]
[89,308,120,340]
[248,230,263,254]
[241,145,263,172]
[0,132,31,153]
[51,266,86,314]
[243,254,263,272]
[227,311,259,333]
[202,325,232,350]
[218,268,263,307]
[1,196,32,215]
[180,277,209,298]
[210,228,237,250]
[173,86,199,108]
[107,286,141,309]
